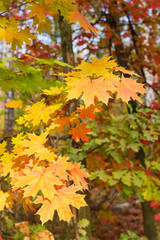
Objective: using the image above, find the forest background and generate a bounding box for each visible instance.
[0,0,160,240]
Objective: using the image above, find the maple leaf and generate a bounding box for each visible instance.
[77,104,102,120]
[69,123,91,142]
[0,152,15,175]
[69,11,98,35]
[115,67,140,77]
[0,190,8,211]
[13,166,63,200]
[16,132,56,161]
[6,100,22,108]
[35,185,87,224]
[0,141,6,156]
[19,132,46,156]
[20,99,62,127]
[27,3,52,22]
[69,163,89,189]
[66,76,115,107]
[75,56,117,76]
[49,155,72,180]
[42,86,65,96]
[117,76,146,103]
[0,19,35,49]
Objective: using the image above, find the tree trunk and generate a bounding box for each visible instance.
[4,89,15,134]
[142,201,157,240]
[59,16,92,239]
[1,41,15,135]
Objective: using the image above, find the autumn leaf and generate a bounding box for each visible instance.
[115,67,140,77]
[27,3,52,22]
[43,86,65,96]
[18,132,46,156]
[0,152,15,175]
[6,100,22,108]
[19,99,62,127]
[13,166,63,200]
[49,155,72,180]
[69,11,98,35]
[117,76,146,103]
[66,76,114,107]
[77,104,102,120]
[35,185,87,224]
[0,190,14,211]
[75,56,117,76]
[69,163,89,189]
[69,123,91,142]
[16,132,56,163]
[0,141,6,156]
[0,190,8,211]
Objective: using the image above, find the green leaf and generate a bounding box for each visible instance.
[121,172,132,186]
[78,218,89,228]
[113,170,126,180]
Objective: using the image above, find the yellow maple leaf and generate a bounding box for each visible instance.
[66,76,114,107]
[0,190,14,211]
[0,152,15,175]
[0,190,9,211]
[23,99,62,127]
[35,185,87,224]
[11,133,26,148]
[75,56,117,76]
[0,19,35,48]
[6,100,22,108]
[17,132,56,161]
[13,166,63,200]
[19,132,47,156]
[117,76,146,103]
[42,86,65,96]
[0,141,6,155]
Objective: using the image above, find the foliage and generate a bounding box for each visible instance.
[0,0,158,238]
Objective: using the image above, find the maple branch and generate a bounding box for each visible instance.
[86,142,107,154]
[71,206,79,240]
[0,173,10,182]
[0,0,37,17]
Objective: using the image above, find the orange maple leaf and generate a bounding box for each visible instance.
[27,3,53,22]
[49,155,72,180]
[69,11,98,35]
[77,104,102,120]
[66,76,115,107]
[115,67,140,77]
[69,163,89,189]
[6,100,22,108]
[117,76,146,103]
[35,185,87,224]
[69,123,91,142]
[13,166,63,200]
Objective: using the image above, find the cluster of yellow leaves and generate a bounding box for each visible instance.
[0,0,97,49]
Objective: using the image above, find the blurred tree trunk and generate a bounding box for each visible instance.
[1,41,15,135]
[59,16,92,239]
[5,89,15,134]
